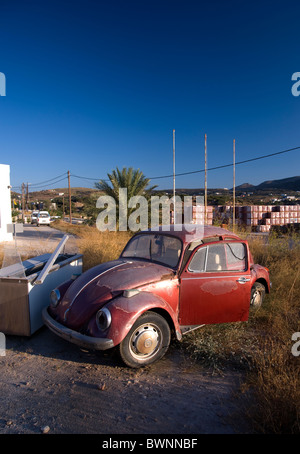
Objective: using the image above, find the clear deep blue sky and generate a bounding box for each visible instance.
[1,0,300,191]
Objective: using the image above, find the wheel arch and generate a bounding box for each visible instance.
[254,278,270,294]
[105,292,181,346]
[146,307,177,339]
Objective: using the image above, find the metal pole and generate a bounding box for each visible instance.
[233,139,236,232]
[205,134,207,224]
[173,129,175,224]
[26,182,29,211]
[68,170,72,224]
[21,182,25,223]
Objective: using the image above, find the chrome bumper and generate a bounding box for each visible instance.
[42,308,114,351]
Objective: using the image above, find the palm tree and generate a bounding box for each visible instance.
[95,166,157,201]
[95,167,157,229]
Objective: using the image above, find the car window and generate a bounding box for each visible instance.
[188,246,207,272]
[225,243,246,271]
[122,234,182,268]
[188,242,246,273]
[206,244,227,271]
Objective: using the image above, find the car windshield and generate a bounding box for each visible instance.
[121,233,182,268]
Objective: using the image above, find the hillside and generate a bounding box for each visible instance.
[12,176,300,201]
[255,176,300,191]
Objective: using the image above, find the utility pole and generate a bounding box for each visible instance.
[21,183,25,223]
[26,182,29,211]
[233,139,236,232]
[204,134,207,224]
[68,171,72,224]
[173,129,176,224]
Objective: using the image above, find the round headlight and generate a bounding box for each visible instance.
[96,308,112,331]
[50,289,61,307]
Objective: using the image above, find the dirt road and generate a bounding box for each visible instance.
[0,326,252,435]
[0,225,253,435]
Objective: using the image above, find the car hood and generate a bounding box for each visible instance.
[53,259,174,328]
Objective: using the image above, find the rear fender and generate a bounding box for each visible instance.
[251,265,271,293]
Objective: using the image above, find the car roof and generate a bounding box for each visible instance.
[140,224,242,246]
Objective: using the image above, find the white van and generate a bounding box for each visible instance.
[37,211,51,226]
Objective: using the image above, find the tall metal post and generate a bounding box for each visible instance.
[233,139,236,232]
[173,129,176,224]
[68,170,72,224]
[204,134,207,224]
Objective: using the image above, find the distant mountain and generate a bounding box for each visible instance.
[235,183,255,190]
[235,176,300,192]
[12,177,300,200]
[255,176,300,191]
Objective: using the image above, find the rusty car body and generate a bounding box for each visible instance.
[42,225,270,368]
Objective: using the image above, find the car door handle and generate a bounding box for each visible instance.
[237,277,250,284]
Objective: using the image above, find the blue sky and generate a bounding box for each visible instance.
[1,0,300,191]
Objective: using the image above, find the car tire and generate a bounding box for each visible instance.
[119,311,171,368]
[250,282,265,308]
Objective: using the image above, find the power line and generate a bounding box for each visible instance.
[72,144,300,182]
[11,144,300,191]
[149,145,300,180]
[12,172,68,191]
[28,172,68,187]
[71,174,109,182]
[28,176,68,190]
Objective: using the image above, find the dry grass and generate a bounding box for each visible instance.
[183,231,300,433]
[2,221,299,432]
[51,220,132,270]
[244,233,300,433]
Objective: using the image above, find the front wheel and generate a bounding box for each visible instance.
[250,282,266,308]
[119,311,171,368]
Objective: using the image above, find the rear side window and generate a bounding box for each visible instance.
[225,243,246,271]
[188,242,247,272]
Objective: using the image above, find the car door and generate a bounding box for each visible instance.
[179,241,252,327]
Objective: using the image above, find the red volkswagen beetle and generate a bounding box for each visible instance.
[43,225,270,368]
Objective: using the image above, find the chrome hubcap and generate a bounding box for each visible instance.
[129,323,161,359]
[252,290,261,306]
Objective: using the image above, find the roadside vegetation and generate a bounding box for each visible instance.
[1,219,299,433]
[51,220,132,271]
[52,221,300,434]
[182,231,300,434]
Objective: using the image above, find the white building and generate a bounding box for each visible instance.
[0,164,13,242]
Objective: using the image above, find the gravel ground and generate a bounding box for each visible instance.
[0,327,252,435]
[0,225,253,436]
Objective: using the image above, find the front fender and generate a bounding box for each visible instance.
[88,291,181,347]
